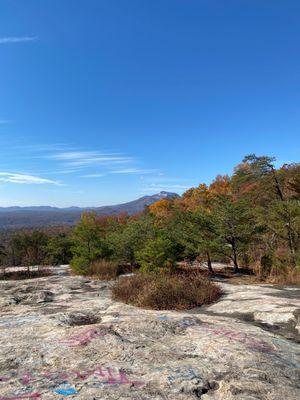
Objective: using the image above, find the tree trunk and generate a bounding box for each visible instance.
[206,252,214,274]
[232,240,239,273]
[287,228,296,267]
[233,255,239,273]
[271,168,284,201]
[271,168,296,266]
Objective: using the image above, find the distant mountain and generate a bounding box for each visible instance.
[0,191,179,229]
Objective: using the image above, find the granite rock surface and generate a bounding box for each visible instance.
[0,266,299,400]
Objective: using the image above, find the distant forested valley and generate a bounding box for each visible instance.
[1,154,299,283]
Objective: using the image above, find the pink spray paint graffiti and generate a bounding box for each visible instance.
[68,366,144,387]
[0,393,41,400]
[0,366,145,399]
[202,324,274,353]
[59,327,106,347]
[20,374,35,386]
[105,368,144,387]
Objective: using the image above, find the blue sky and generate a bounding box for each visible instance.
[0,0,299,207]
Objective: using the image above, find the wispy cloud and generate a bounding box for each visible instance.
[32,146,161,184]
[140,183,190,193]
[81,173,106,178]
[0,172,60,185]
[46,151,133,169]
[81,168,158,178]
[0,36,37,44]
[110,168,158,175]
[0,119,12,124]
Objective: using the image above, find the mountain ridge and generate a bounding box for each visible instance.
[0,191,179,229]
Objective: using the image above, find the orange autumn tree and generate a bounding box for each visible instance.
[181,183,212,212]
[148,198,177,224]
[209,175,232,197]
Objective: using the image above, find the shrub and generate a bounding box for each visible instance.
[112,272,222,310]
[89,259,125,280]
[46,233,73,265]
[254,252,300,284]
[70,255,90,275]
[135,236,177,272]
[0,268,51,281]
[265,266,300,285]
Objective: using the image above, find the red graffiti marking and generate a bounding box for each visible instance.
[0,393,41,400]
[59,328,105,347]
[203,325,274,353]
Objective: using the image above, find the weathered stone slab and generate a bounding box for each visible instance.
[0,267,299,399]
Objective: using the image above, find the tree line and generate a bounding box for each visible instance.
[1,155,299,277]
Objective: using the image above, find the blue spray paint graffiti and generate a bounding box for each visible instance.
[53,386,77,396]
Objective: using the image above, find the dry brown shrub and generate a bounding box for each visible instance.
[112,271,222,310]
[264,267,300,285]
[0,268,51,281]
[89,260,128,280]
